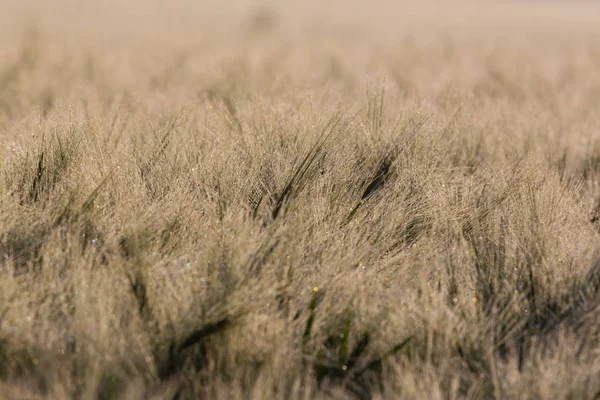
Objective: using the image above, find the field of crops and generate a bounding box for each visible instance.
[1,2,600,398]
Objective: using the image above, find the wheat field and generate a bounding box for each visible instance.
[1,1,600,399]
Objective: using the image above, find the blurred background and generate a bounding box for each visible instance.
[2,1,600,44]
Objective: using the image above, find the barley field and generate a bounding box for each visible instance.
[1,1,600,399]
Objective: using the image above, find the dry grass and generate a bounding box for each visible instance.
[1,1,600,399]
